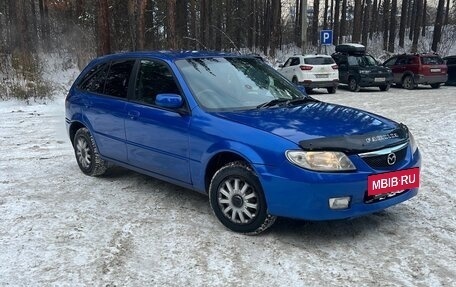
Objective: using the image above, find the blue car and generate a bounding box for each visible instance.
[65,51,421,234]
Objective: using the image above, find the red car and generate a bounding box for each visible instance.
[383,53,448,89]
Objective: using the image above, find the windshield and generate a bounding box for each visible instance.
[348,55,378,67]
[175,57,305,111]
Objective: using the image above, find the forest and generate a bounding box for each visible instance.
[0,0,455,99]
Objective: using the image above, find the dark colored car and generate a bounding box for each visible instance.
[383,53,448,89]
[332,44,393,92]
[443,56,456,85]
[65,51,421,234]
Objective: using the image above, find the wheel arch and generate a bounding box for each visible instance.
[69,121,87,146]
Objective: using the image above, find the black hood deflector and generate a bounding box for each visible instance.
[299,124,409,154]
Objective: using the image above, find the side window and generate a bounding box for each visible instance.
[78,63,108,93]
[384,57,397,67]
[290,57,300,66]
[283,58,292,67]
[135,60,180,105]
[104,60,135,98]
[347,56,358,66]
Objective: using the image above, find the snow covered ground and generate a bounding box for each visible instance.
[0,85,455,286]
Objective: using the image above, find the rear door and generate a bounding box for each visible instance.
[79,60,135,162]
[383,56,400,83]
[124,59,191,183]
[303,56,337,81]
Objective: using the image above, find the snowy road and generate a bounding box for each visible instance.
[1,86,455,286]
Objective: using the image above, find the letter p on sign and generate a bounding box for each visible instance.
[320,30,333,45]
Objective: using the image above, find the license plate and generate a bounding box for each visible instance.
[367,167,420,196]
[316,74,328,78]
[430,68,441,73]
[374,77,385,82]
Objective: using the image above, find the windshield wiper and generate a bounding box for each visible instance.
[256,98,290,109]
[285,97,319,106]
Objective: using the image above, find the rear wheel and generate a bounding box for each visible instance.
[379,84,390,91]
[402,75,415,90]
[209,161,276,234]
[348,77,360,92]
[327,87,336,94]
[73,128,107,176]
[430,83,441,89]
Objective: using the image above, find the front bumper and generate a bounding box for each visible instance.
[255,148,421,221]
[359,74,393,87]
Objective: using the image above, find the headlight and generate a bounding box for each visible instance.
[409,132,418,154]
[286,150,356,171]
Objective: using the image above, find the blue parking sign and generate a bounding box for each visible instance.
[320,30,333,45]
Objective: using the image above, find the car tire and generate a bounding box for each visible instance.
[292,77,298,84]
[379,84,390,91]
[348,77,361,92]
[430,83,441,89]
[402,75,415,90]
[73,127,107,176]
[209,161,276,234]
[327,87,336,94]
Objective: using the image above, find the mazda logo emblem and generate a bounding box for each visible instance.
[387,152,396,165]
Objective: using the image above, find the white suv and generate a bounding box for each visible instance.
[278,55,339,94]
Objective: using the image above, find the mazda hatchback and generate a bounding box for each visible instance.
[66,51,421,234]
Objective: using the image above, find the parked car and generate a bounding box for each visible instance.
[66,52,421,234]
[332,43,393,92]
[278,54,339,94]
[383,53,448,89]
[443,55,456,86]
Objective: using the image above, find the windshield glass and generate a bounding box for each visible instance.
[348,55,378,67]
[175,57,305,111]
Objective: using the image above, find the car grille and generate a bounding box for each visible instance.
[361,145,407,169]
[364,189,408,204]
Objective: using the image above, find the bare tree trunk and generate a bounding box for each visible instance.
[361,0,371,46]
[323,0,329,28]
[189,0,197,49]
[409,0,416,40]
[312,0,320,45]
[334,0,340,45]
[388,0,397,52]
[399,0,408,47]
[136,0,147,50]
[411,0,423,52]
[166,0,177,50]
[176,0,188,49]
[270,0,281,56]
[432,0,445,52]
[340,0,347,43]
[352,0,362,43]
[97,0,111,56]
[248,0,256,49]
[39,0,50,50]
[444,0,450,25]
[421,0,426,36]
[383,0,390,51]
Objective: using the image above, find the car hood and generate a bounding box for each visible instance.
[212,100,408,153]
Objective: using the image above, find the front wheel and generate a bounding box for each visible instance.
[379,84,390,91]
[327,87,337,94]
[209,161,276,234]
[73,127,107,176]
[430,83,441,89]
[402,75,415,90]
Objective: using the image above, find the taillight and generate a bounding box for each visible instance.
[300,65,313,71]
[332,64,338,70]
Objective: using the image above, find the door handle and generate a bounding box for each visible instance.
[128,110,140,120]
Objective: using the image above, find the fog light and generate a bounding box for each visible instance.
[329,197,351,209]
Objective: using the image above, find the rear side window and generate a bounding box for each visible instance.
[104,60,135,98]
[78,63,108,93]
[290,57,300,66]
[421,56,444,65]
[135,60,180,105]
[304,57,335,65]
[383,57,397,66]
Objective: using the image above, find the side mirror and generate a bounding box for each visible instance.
[278,64,284,68]
[155,93,183,109]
